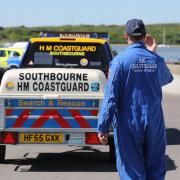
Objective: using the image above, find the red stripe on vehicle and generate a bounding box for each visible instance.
[49,110,71,128]
[31,111,49,128]
[69,109,91,128]
[13,110,32,128]
[31,110,71,128]
[90,110,98,116]
[5,109,14,116]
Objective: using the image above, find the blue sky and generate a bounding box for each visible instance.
[1,0,180,27]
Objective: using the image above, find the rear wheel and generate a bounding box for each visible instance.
[0,145,6,162]
[108,137,116,163]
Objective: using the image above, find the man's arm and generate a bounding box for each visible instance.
[145,34,173,86]
[159,59,174,86]
[97,57,122,144]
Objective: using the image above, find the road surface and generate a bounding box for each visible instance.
[0,93,179,180]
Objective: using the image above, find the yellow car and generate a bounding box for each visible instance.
[0,48,24,69]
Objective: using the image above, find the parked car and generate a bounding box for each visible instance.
[7,56,21,69]
[0,48,24,69]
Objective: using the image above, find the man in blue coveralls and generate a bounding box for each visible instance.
[97,19,173,180]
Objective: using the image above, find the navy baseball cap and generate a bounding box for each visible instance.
[125,19,146,36]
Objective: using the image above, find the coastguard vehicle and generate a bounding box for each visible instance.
[0,32,115,162]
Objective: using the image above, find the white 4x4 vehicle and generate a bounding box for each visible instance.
[0,32,115,162]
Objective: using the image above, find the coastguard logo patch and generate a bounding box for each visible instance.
[6,82,15,90]
[91,82,99,92]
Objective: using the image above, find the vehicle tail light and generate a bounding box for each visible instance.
[85,132,101,145]
[1,132,18,144]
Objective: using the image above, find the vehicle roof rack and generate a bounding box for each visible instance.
[30,31,109,40]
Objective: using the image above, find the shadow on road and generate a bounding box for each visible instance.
[166,128,180,145]
[4,146,117,172]
[166,155,176,171]
[3,145,177,172]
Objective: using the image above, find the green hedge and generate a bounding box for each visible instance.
[0,24,180,45]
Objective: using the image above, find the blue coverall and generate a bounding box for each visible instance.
[98,42,173,180]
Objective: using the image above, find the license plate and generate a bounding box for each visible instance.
[19,133,64,144]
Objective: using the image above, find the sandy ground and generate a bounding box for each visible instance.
[167,64,180,75]
[162,64,180,95]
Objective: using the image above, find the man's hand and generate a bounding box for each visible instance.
[98,133,109,145]
[145,34,157,52]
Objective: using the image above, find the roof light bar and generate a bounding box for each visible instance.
[31,31,109,40]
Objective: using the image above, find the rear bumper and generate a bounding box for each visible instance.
[0,130,101,146]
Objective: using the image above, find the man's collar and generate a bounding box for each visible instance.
[126,41,146,50]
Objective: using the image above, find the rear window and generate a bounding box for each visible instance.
[21,42,111,69]
[0,50,6,57]
[8,50,21,57]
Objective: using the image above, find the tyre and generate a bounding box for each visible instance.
[0,145,6,162]
[108,137,116,163]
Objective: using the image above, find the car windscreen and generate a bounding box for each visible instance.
[21,42,110,69]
